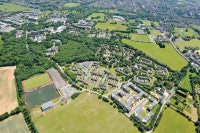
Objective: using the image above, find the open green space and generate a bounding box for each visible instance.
[154,108,195,133]
[150,29,161,36]
[122,39,188,70]
[179,69,197,92]
[64,2,80,7]
[129,33,150,42]
[95,20,127,31]
[142,20,160,27]
[174,27,198,38]
[175,39,200,52]
[32,92,139,133]
[22,73,52,91]
[26,84,59,107]
[0,113,29,133]
[87,13,105,21]
[0,35,3,50]
[0,3,30,12]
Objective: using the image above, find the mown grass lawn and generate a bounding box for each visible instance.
[150,29,161,36]
[22,73,52,91]
[154,108,195,133]
[32,92,139,133]
[179,69,197,92]
[129,33,150,42]
[142,20,159,27]
[175,39,200,52]
[95,20,127,31]
[122,39,188,71]
[174,27,198,38]
[0,3,30,12]
[87,13,105,21]
[64,2,80,7]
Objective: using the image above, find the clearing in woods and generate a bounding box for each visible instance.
[0,113,29,133]
[32,92,139,133]
[0,66,18,115]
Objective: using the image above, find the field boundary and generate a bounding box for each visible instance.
[22,72,52,92]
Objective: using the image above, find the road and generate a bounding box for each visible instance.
[147,89,175,133]
[170,36,189,62]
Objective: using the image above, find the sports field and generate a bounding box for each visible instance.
[0,113,29,133]
[129,33,150,42]
[0,66,18,115]
[122,39,188,70]
[154,108,195,133]
[95,20,127,31]
[64,2,80,7]
[26,84,59,107]
[87,13,105,21]
[175,39,200,52]
[0,3,30,12]
[174,27,198,38]
[32,92,139,133]
[22,73,52,91]
[179,70,197,92]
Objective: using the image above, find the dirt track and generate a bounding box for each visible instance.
[0,66,18,115]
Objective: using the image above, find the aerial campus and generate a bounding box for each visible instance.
[0,0,200,133]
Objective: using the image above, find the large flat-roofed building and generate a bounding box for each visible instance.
[41,101,54,111]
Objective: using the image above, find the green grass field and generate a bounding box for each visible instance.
[64,2,80,7]
[129,33,150,42]
[150,29,161,36]
[175,39,200,52]
[87,13,105,21]
[154,108,195,133]
[0,3,30,12]
[0,113,29,133]
[174,27,198,38]
[95,20,127,31]
[179,70,197,92]
[23,73,52,91]
[122,39,188,70]
[26,84,59,107]
[142,20,160,27]
[0,35,3,50]
[32,92,139,133]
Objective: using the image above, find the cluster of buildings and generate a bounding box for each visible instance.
[112,82,159,123]
[74,20,94,29]
[70,61,119,92]
[185,50,200,69]
[0,22,15,32]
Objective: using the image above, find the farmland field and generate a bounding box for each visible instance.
[129,33,150,42]
[0,66,18,115]
[175,39,200,52]
[0,113,29,133]
[142,20,159,27]
[87,13,105,21]
[174,27,198,38]
[64,2,80,7]
[0,3,30,12]
[154,108,195,133]
[25,84,59,107]
[150,29,161,36]
[95,20,127,31]
[122,39,188,70]
[22,73,52,91]
[32,92,139,133]
[179,70,197,92]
